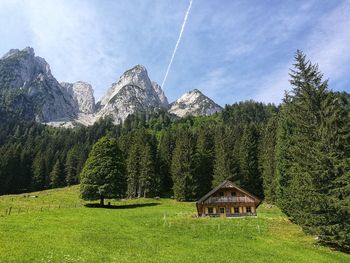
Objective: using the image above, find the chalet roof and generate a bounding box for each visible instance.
[196,180,261,204]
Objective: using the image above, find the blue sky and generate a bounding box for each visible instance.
[0,0,349,105]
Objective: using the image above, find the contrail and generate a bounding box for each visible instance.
[161,0,193,89]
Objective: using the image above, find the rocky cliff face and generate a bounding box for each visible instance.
[0,47,75,122]
[96,65,168,123]
[61,81,95,114]
[152,81,169,108]
[169,89,222,117]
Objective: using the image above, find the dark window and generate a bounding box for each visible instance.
[208,207,213,214]
[246,207,251,213]
[219,192,224,197]
[219,207,225,214]
[231,191,237,196]
[234,207,239,213]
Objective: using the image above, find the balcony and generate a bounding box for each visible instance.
[204,196,254,204]
[204,212,257,217]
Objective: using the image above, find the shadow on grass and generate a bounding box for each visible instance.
[84,202,160,209]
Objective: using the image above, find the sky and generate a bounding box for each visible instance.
[0,0,349,106]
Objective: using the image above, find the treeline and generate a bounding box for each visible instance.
[122,101,277,200]
[0,100,276,199]
[0,118,120,194]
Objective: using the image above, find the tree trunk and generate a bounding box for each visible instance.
[100,197,104,207]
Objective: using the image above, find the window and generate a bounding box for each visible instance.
[219,192,224,197]
[219,207,225,214]
[234,207,239,214]
[208,207,213,214]
[231,191,237,196]
[246,207,251,213]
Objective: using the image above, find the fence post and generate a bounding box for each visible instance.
[8,207,12,215]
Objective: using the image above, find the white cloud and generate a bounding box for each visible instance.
[253,66,291,104]
[21,0,123,100]
[253,0,350,104]
[306,1,350,81]
[1,0,349,105]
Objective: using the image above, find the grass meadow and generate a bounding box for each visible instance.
[0,186,349,262]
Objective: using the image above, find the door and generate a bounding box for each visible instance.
[219,207,225,215]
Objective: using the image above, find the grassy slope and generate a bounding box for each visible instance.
[0,186,348,263]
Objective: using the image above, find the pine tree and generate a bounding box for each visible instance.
[239,123,262,197]
[157,130,174,195]
[65,147,79,186]
[31,153,46,190]
[80,136,126,206]
[262,115,278,203]
[49,160,64,188]
[212,126,239,187]
[126,142,139,198]
[315,91,350,250]
[139,144,155,197]
[127,130,144,198]
[193,126,214,198]
[171,129,195,201]
[275,50,350,250]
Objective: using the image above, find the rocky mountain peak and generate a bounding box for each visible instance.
[22,47,35,56]
[1,46,34,60]
[169,89,222,117]
[97,64,167,123]
[0,47,75,122]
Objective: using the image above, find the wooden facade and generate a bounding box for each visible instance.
[196,180,261,217]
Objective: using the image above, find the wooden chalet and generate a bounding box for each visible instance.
[196,180,261,217]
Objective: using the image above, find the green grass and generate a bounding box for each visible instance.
[0,186,348,263]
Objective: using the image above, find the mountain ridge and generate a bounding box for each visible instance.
[0,47,222,127]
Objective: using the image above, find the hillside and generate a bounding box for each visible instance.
[0,186,348,263]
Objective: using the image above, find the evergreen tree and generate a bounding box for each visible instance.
[157,130,174,195]
[139,144,155,197]
[80,136,126,206]
[275,50,350,250]
[239,123,262,197]
[49,160,64,188]
[126,142,140,198]
[31,153,46,190]
[212,126,239,187]
[194,126,214,198]
[262,115,278,202]
[212,127,229,186]
[171,129,195,201]
[65,147,79,186]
